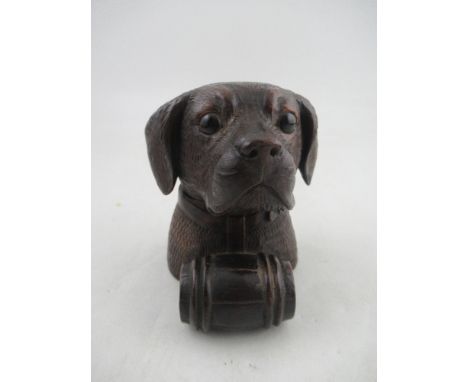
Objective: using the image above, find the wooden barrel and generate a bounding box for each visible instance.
[179,253,295,331]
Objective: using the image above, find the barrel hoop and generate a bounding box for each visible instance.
[195,257,206,331]
[272,256,286,325]
[261,253,275,328]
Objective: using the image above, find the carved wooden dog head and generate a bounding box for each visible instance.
[145,82,317,215]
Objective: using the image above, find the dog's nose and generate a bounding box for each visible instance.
[237,139,282,159]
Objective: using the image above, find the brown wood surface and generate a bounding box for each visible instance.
[145,82,318,330]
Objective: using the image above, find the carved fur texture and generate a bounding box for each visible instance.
[167,204,297,279]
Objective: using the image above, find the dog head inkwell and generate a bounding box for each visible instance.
[145,82,318,331]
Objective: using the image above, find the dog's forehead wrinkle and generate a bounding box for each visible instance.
[188,88,234,113]
[234,107,274,131]
[273,93,299,112]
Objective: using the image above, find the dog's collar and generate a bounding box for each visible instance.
[178,187,284,251]
[177,187,282,230]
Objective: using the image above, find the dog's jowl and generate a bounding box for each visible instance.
[145,82,318,331]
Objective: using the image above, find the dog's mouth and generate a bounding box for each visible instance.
[206,181,295,215]
[243,183,292,207]
[216,168,240,177]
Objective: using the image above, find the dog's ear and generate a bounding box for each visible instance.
[145,93,189,194]
[296,95,318,185]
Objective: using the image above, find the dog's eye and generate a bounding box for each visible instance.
[199,114,221,135]
[279,112,297,134]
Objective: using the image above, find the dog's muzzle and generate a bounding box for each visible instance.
[205,140,297,214]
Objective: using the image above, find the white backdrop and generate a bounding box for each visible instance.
[92,0,376,380]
